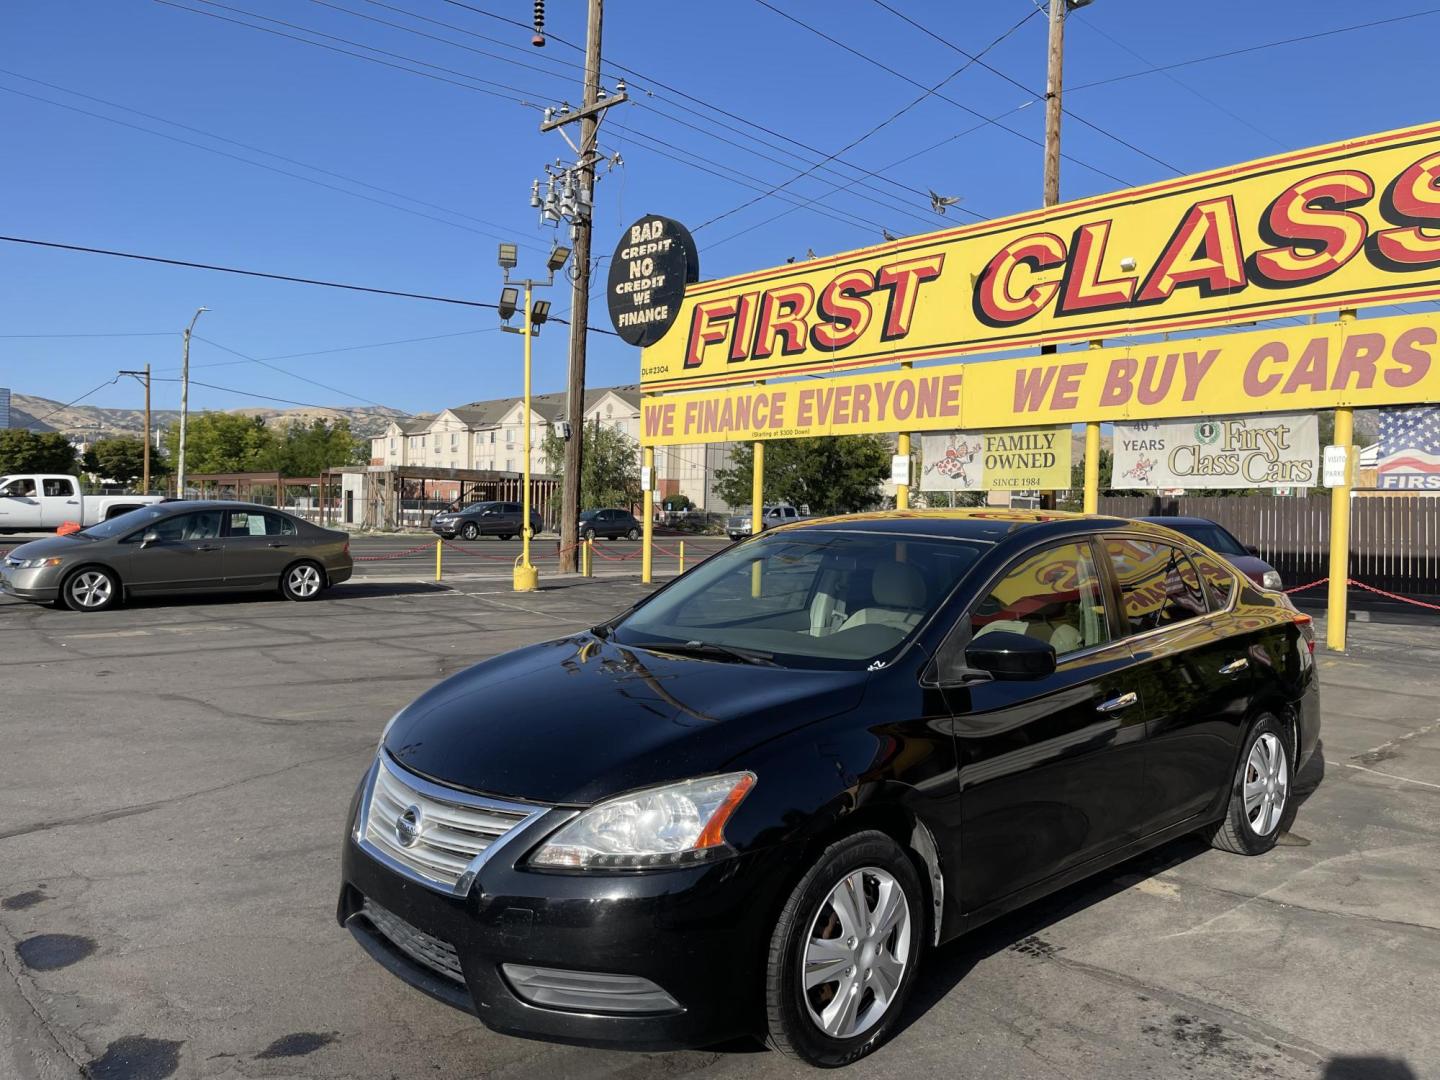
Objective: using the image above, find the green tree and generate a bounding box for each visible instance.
[163,413,277,473]
[662,492,694,512]
[82,436,154,487]
[267,418,368,475]
[542,422,641,509]
[0,429,79,475]
[713,435,891,514]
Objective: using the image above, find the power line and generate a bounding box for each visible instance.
[0,83,530,245]
[30,378,122,424]
[176,328,500,371]
[865,0,1183,176]
[436,0,955,213]
[0,235,619,334]
[751,0,1132,188]
[152,0,551,105]
[191,335,401,411]
[1067,8,1440,92]
[693,9,1041,232]
[152,375,358,412]
[0,332,176,339]
[0,68,543,246]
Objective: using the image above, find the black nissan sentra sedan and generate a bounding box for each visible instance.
[338,510,1319,1067]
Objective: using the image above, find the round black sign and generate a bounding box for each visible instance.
[606,215,699,347]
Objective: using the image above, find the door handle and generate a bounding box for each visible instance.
[1096,691,1139,713]
[195,544,218,551]
[266,542,288,548]
[1219,658,1249,675]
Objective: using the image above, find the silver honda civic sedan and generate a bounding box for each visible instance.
[0,501,352,611]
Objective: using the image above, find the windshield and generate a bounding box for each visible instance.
[1170,521,1248,556]
[78,504,172,540]
[613,530,987,669]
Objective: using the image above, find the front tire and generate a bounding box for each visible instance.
[583,527,596,541]
[1209,714,1292,855]
[461,522,479,540]
[281,561,325,602]
[765,831,923,1067]
[63,567,120,612]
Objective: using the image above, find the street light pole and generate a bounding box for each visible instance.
[521,280,536,588]
[118,364,152,492]
[176,307,209,498]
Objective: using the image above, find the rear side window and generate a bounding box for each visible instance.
[43,478,76,497]
[503,503,521,514]
[1190,550,1237,608]
[971,541,1110,658]
[1104,539,1208,633]
[227,510,297,536]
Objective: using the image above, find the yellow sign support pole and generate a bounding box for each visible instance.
[1327,309,1356,651]
[435,538,442,581]
[514,282,539,593]
[896,362,912,509]
[1084,339,1103,514]
[641,445,655,583]
[751,439,765,597]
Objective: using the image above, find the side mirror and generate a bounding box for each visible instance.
[140,531,161,548]
[1245,544,1260,556]
[964,630,1057,681]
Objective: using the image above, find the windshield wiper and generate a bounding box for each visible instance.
[625,640,778,667]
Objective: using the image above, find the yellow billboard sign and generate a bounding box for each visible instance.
[639,366,963,446]
[641,122,1440,392]
[961,310,1440,427]
[638,312,1440,445]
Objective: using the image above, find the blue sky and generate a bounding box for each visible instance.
[3,0,1438,419]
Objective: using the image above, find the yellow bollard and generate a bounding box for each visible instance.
[584,537,593,577]
[435,539,442,582]
[679,540,685,574]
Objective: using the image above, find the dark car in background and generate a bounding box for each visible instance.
[431,501,543,541]
[338,510,1319,1066]
[1139,516,1283,590]
[0,502,352,611]
[578,508,642,540]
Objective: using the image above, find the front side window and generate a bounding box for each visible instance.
[615,532,986,668]
[970,541,1110,658]
[1,477,36,497]
[1105,538,1208,634]
[133,510,223,543]
[1190,549,1237,608]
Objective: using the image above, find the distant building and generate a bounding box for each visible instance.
[368,384,736,512]
[0,388,10,429]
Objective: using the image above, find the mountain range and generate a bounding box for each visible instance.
[6,392,407,441]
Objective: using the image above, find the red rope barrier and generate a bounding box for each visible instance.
[1283,577,1329,594]
[353,543,433,562]
[1348,579,1440,613]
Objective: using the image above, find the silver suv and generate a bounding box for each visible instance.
[726,503,806,542]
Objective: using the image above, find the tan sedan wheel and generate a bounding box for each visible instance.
[64,567,120,612]
[281,561,325,602]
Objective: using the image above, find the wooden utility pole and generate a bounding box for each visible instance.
[558,0,604,573]
[118,364,152,492]
[1043,0,1066,209]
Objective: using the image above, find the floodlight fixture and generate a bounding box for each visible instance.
[531,299,551,325]
[547,244,572,273]
[498,242,519,270]
[498,286,519,321]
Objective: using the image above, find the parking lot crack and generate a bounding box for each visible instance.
[0,926,90,1076]
[0,745,369,842]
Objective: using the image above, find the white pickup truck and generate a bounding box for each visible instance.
[0,474,164,532]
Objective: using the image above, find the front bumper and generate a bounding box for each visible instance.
[0,563,62,603]
[336,772,796,1050]
[431,523,459,538]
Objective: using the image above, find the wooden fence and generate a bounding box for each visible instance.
[1097,495,1440,600]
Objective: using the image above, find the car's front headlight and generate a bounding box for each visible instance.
[14,557,63,569]
[1262,570,1283,591]
[529,772,756,870]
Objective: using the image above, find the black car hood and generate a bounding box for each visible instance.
[6,535,98,559]
[384,635,868,805]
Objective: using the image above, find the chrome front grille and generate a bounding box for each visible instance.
[362,898,464,984]
[358,754,546,894]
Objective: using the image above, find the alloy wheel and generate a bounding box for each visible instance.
[287,564,322,598]
[801,867,911,1040]
[1244,732,1288,836]
[69,571,113,609]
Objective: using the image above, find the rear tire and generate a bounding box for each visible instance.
[63,567,120,612]
[281,561,325,602]
[765,831,923,1067]
[1209,714,1292,855]
[627,527,640,540]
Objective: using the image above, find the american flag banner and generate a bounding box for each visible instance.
[1376,407,1440,491]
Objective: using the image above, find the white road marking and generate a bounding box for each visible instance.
[1343,763,1440,791]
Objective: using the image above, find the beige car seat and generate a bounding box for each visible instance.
[836,562,927,635]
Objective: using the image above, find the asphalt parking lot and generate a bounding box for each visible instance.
[1,567,1437,1079]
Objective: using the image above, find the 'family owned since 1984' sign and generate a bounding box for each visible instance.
[1112,413,1319,489]
[607,215,699,348]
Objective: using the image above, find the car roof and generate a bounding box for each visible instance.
[1137,516,1228,528]
[158,501,293,515]
[772,508,1150,545]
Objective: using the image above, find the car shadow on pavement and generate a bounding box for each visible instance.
[114,582,450,609]
[1322,1059,1418,1079]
